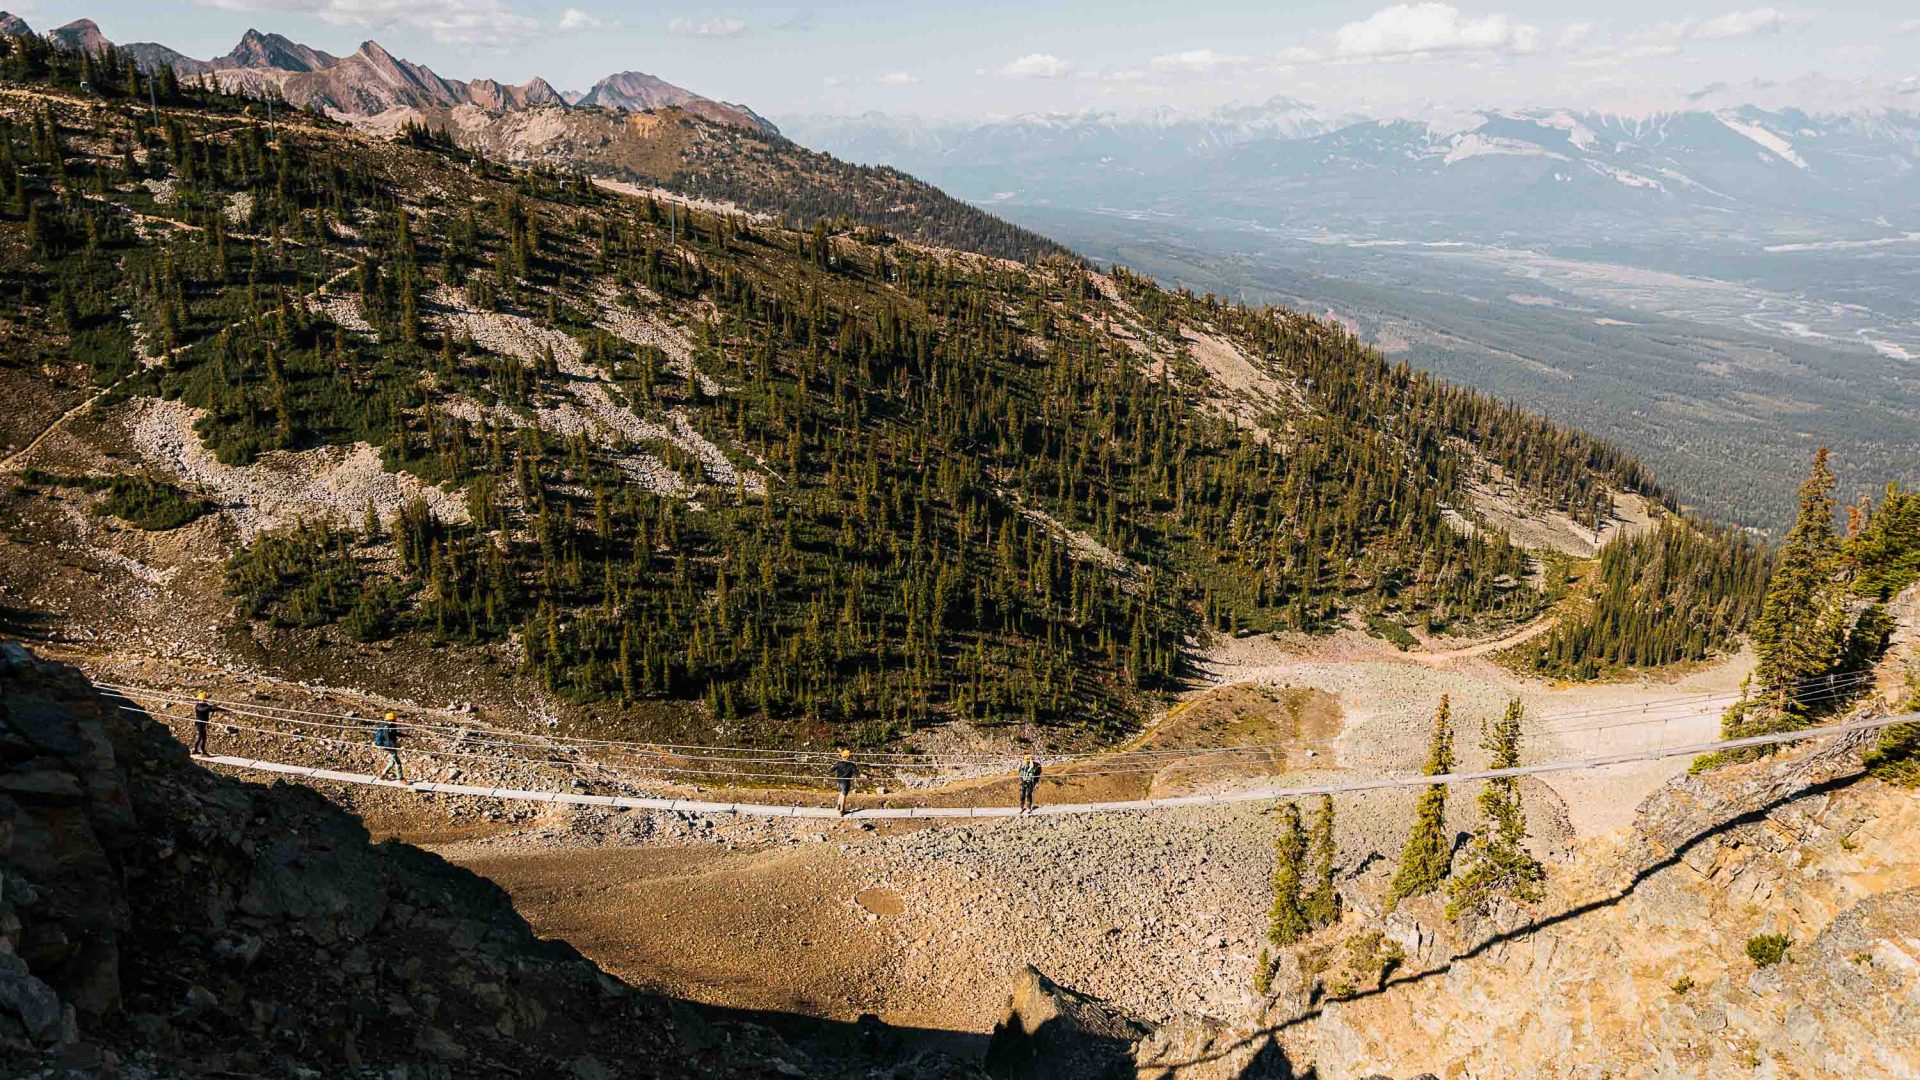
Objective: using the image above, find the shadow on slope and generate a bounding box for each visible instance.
[0,640,994,1078]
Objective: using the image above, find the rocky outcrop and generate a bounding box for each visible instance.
[1245,725,1920,1079]
[984,966,1151,1080]
[0,644,982,1077]
[981,964,1448,1080]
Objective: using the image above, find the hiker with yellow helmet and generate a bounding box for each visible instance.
[189,691,220,756]
[374,711,408,783]
[831,749,859,816]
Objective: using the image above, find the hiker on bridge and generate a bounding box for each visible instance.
[832,749,859,816]
[1018,755,1043,814]
[189,692,220,756]
[375,712,408,783]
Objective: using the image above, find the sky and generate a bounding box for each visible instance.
[9,1,1918,120]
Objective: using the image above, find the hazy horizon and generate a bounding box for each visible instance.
[14,2,1917,121]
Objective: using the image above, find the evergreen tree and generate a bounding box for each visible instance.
[1267,801,1311,947]
[1744,448,1848,718]
[1848,482,1920,601]
[1447,699,1545,921]
[1303,794,1339,928]
[1389,695,1455,908]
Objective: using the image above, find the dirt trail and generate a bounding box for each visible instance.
[3,262,360,476]
[0,388,114,472]
[1403,611,1559,664]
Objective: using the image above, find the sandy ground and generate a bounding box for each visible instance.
[1200,629,1751,839]
[432,799,1308,1033]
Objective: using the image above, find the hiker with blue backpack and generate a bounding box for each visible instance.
[375,712,408,783]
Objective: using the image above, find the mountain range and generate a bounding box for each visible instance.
[0,13,1066,261]
[781,92,1920,531]
[1,15,775,133]
[778,95,1920,245]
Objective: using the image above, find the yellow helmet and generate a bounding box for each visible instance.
[839,749,851,759]
[197,692,209,701]
[384,711,397,722]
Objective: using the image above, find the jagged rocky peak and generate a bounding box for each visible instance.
[579,70,777,132]
[581,69,706,111]
[11,12,774,132]
[46,18,110,53]
[466,75,567,111]
[351,38,439,90]
[219,28,337,72]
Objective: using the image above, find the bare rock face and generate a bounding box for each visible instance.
[0,640,135,1049]
[1245,727,1920,1079]
[0,644,985,1077]
[1622,722,1881,878]
[983,967,1339,1080]
[984,966,1151,1080]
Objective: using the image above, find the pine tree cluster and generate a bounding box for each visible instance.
[1525,518,1771,679]
[1267,795,1339,948]
[1707,455,1920,767]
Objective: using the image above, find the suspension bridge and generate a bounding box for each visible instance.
[96,669,1910,820]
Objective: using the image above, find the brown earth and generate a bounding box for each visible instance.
[453,843,898,1018]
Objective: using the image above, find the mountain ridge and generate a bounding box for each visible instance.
[0,11,773,133]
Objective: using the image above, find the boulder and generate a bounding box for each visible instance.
[983,966,1150,1080]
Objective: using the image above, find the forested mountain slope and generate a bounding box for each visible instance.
[0,12,1060,264]
[0,38,1658,749]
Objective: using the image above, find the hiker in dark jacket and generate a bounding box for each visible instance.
[832,750,859,816]
[374,712,407,783]
[1018,755,1043,814]
[189,692,220,756]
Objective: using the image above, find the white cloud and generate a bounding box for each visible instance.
[997,53,1075,79]
[1693,8,1799,40]
[1146,49,1253,74]
[557,7,600,32]
[198,0,539,46]
[875,71,919,85]
[667,15,748,38]
[1556,22,1594,48]
[1328,4,1541,60]
[1647,8,1807,46]
[1896,18,1920,34]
